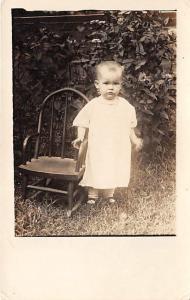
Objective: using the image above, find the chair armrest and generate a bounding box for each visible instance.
[75,138,88,172]
[22,133,39,164]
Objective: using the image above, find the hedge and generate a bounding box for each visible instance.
[13,10,176,164]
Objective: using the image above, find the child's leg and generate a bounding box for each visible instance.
[87,187,99,204]
[103,189,115,198]
[102,189,115,200]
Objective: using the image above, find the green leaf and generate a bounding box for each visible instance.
[127,25,134,32]
[147,99,153,104]
[123,58,135,63]
[139,36,147,42]
[160,59,171,72]
[156,79,165,85]
[124,62,133,69]
[119,49,124,57]
[142,88,157,100]
[160,111,169,120]
[114,25,119,33]
[70,99,83,110]
[138,72,147,81]
[167,95,176,103]
[135,59,147,70]
[164,17,169,26]
[158,129,165,136]
[139,43,146,55]
[142,109,154,116]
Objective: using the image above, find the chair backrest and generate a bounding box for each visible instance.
[34,88,89,159]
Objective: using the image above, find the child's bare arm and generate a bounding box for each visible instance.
[130,128,143,151]
[72,127,86,149]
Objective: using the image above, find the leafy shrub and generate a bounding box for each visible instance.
[13,10,176,164]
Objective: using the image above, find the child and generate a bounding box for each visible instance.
[72,61,143,204]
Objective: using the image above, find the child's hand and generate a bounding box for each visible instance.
[72,138,82,149]
[134,138,143,152]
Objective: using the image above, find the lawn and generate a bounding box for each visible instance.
[15,151,175,236]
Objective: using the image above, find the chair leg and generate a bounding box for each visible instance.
[67,182,74,217]
[22,174,28,200]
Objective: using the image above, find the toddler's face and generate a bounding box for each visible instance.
[95,67,122,100]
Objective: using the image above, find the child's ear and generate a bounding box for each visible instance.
[94,80,100,95]
[94,80,99,89]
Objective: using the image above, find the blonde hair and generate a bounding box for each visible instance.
[95,61,124,79]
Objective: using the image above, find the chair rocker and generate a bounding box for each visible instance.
[18,87,89,217]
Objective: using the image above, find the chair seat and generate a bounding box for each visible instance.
[19,156,85,179]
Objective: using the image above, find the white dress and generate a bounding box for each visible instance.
[73,96,137,189]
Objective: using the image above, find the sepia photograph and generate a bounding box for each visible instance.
[2,1,190,300]
[12,9,176,237]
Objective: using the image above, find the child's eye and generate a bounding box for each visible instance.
[103,82,120,85]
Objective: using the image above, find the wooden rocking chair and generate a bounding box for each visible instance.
[18,87,89,217]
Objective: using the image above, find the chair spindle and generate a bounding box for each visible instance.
[49,99,54,157]
[61,96,68,158]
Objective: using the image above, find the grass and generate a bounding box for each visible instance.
[15,151,175,236]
